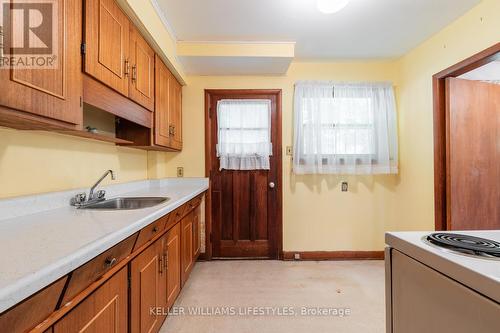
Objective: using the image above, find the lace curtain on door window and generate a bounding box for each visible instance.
[293,81,398,174]
[217,99,272,170]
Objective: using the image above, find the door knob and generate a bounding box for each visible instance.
[269,182,275,189]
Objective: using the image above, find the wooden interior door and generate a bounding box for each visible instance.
[165,223,181,308]
[85,0,129,96]
[130,238,166,333]
[129,26,154,111]
[207,90,282,259]
[0,0,82,126]
[446,78,500,230]
[53,268,128,333]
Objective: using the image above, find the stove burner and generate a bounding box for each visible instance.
[427,233,500,259]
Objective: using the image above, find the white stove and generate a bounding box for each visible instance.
[385,230,500,333]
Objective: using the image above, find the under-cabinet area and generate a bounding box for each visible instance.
[0,191,205,333]
[0,0,183,151]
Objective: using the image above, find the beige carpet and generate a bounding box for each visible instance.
[159,260,385,333]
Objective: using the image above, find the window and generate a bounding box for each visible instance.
[217,99,272,170]
[293,81,398,175]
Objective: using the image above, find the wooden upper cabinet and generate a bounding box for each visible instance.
[165,223,181,308]
[130,238,166,333]
[154,55,171,147]
[0,0,82,126]
[129,26,155,111]
[154,55,183,150]
[169,77,183,150]
[84,0,130,97]
[53,268,128,333]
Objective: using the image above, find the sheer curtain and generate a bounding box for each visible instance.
[217,99,272,170]
[293,81,398,175]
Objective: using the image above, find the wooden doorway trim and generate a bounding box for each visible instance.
[203,89,283,260]
[432,42,500,231]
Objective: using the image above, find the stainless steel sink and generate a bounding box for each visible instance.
[80,197,169,210]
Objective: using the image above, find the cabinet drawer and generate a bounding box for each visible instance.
[165,206,185,231]
[185,196,202,214]
[133,218,165,251]
[0,277,67,333]
[60,234,137,305]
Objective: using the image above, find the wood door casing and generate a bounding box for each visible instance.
[130,238,165,333]
[0,0,82,126]
[446,78,500,230]
[206,90,282,259]
[432,43,500,231]
[129,26,154,111]
[53,268,128,333]
[165,223,181,308]
[85,0,129,96]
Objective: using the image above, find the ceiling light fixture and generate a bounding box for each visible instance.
[317,0,351,14]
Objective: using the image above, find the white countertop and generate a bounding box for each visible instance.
[0,178,208,313]
[386,231,500,303]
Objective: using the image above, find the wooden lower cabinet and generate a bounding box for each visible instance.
[1,195,204,333]
[165,223,181,308]
[181,213,194,286]
[130,238,167,333]
[53,268,128,333]
[193,205,201,259]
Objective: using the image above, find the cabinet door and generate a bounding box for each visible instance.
[181,213,193,286]
[130,238,166,333]
[129,26,154,111]
[0,0,82,125]
[85,0,129,96]
[165,223,181,308]
[193,205,201,259]
[53,268,128,333]
[154,55,171,147]
[168,76,183,150]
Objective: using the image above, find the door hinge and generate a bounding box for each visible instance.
[80,43,86,55]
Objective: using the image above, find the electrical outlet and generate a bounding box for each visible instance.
[177,167,184,177]
[341,182,348,192]
[286,146,293,156]
[294,253,301,260]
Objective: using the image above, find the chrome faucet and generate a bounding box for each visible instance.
[71,170,116,207]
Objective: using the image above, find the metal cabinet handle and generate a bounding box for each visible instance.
[132,65,137,82]
[159,255,163,274]
[124,59,130,77]
[163,252,168,270]
[104,257,117,268]
[269,182,275,189]
[153,226,159,233]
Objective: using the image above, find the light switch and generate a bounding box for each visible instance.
[177,167,184,177]
[286,146,293,156]
[341,182,348,192]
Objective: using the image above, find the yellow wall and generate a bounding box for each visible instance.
[0,128,147,198]
[157,61,402,251]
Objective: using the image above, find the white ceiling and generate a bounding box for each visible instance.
[459,60,500,81]
[155,0,480,59]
